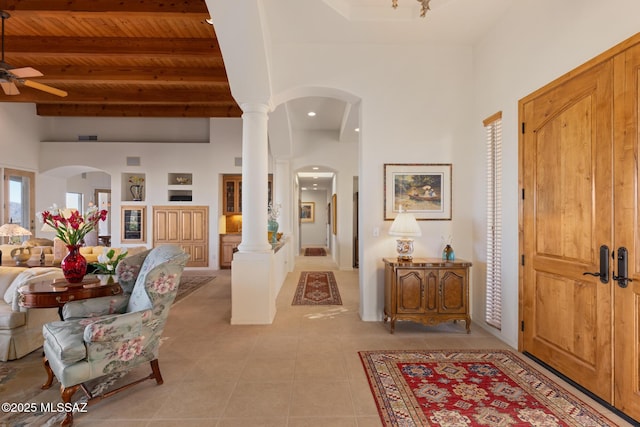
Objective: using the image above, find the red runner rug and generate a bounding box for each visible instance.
[292,271,342,305]
[304,247,327,256]
[359,349,619,427]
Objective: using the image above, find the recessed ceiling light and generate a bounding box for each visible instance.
[301,187,307,190]
[313,176,318,179]
[312,167,319,170]
[307,111,316,117]
[355,127,360,132]
[313,183,318,186]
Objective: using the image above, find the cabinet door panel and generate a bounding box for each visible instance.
[192,209,207,241]
[425,270,438,311]
[180,210,193,240]
[396,270,424,313]
[439,270,466,313]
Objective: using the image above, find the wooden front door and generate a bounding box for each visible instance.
[521,34,640,420]
[521,60,614,401]
[612,41,640,418]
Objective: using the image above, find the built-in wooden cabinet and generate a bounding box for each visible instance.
[219,234,241,268]
[153,206,208,267]
[222,174,273,215]
[223,175,242,214]
[383,258,471,334]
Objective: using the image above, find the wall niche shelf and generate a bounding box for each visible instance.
[122,173,146,202]
[168,189,192,202]
[168,173,192,186]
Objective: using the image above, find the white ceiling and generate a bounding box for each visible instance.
[264,0,513,189]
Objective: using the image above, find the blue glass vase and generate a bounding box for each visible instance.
[268,220,279,244]
[442,244,455,261]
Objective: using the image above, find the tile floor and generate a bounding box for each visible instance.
[2,251,635,426]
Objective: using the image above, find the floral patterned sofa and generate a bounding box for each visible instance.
[41,244,189,426]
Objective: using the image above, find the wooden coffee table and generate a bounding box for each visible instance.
[18,276,122,319]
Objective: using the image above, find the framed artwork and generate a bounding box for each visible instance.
[384,163,452,220]
[332,193,337,235]
[300,202,315,223]
[121,205,146,243]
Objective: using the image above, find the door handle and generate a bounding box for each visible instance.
[583,245,609,284]
[613,247,633,288]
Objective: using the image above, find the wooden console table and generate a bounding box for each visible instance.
[18,276,122,319]
[383,258,472,334]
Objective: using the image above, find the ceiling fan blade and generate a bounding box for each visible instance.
[1,81,19,95]
[10,67,43,78]
[22,79,67,97]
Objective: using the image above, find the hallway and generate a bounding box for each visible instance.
[1,251,633,426]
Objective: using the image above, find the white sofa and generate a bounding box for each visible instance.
[0,267,63,361]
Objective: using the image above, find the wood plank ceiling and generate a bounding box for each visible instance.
[0,0,240,118]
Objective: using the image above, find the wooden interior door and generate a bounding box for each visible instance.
[520,60,614,401]
[612,42,640,419]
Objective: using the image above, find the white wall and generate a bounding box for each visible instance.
[472,0,640,347]
[271,42,473,321]
[300,189,328,247]
[0,103,43,225]
[0,103,42,172]
[36,118,243,268]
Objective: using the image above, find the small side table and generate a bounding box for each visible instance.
[18,276,122,319]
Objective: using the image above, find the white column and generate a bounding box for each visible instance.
[231,102,276,324]
[237,102,272,253]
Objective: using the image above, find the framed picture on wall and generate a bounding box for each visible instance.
[332,193,337,235]
[300,202,315,223]
[384,163,452,220]
[121,205,146,243]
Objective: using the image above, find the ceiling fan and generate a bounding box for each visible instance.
[0,10,67,97]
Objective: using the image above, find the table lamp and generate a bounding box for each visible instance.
[0,220,33,265]
[388,206,421,261]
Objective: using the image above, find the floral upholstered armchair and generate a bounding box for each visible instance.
[41,245,189,426]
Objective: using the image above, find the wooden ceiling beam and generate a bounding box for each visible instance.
[3,37,221,58]
[1,87,235,103]
[35,103,242,118]
[3,0,209,14]
[30,65,230,84]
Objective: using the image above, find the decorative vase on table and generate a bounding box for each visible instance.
[442,244,455,261]
[268,220,279,244]
[61,245,87,283]
[130,184,144,201]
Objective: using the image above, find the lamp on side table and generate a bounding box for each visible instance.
[388,206,422,261]
[0,220,33,266]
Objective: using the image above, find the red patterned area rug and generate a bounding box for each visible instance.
[292,271,342,305]
[359,349,619,427]
[304,247,327,256]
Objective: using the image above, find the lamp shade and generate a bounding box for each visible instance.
[389,210,422,237]
[0,223,32,237]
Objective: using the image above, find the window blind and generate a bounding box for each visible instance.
[483,112,502,330]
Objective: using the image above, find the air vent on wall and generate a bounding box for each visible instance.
[234,157,242,167]
[126,157,141,166]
